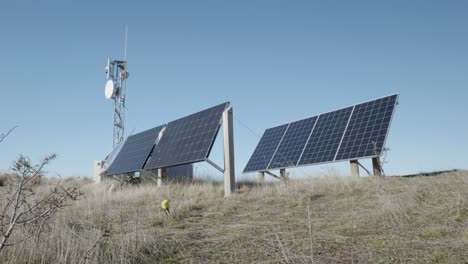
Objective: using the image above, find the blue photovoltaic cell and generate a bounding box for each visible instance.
[243,124,289,172]
[298,107,353,165]
[145,102,229,169]
[106,125,164,175]
[335,94,398,160]
[268,116,318,170]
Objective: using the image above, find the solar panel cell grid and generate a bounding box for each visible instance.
[106,125,164,175]
[243,124,289,172]
[298,107,353,165]
[268,116,318,169]
[335,94,397,161]
[145,102,229,169]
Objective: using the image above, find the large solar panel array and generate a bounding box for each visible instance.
[106,126,164,175]
[244,94,398,173]
[106,102,229,176]
[145,102,229,169]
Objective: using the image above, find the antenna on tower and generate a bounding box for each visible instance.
[104,26,130,147]
[124,25,128,60]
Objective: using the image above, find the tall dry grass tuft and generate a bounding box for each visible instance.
[0,174,11,187]
[0,171,467,263]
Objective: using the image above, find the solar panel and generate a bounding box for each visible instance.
[268,116,318,170]
[243,94,398,173]
[103,141,124,168]
[297,107,353,165]
[243,124,289,172]
[335,94,398,161]
[106,125,164,175]
[145,102,229,169]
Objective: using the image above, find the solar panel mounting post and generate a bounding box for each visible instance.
[257,171,265,183]
[350,160,359,177]
[372,157,382,176]
[279,168,288,180]
[223,106,235,197]
[157,168,166,187]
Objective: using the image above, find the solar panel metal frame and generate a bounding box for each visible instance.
[243,93,399,172]
[106,125,165,176]
[144,102,230,170]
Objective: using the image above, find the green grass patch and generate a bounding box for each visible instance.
[421,227,449,239]
[430,249,449,263]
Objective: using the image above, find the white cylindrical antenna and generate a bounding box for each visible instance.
[106,57,111,79]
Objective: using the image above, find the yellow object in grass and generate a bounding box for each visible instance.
[161,199,169,210]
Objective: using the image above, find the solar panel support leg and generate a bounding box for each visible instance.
[372,157,382,176]
[206,158,224,173]
[264,170,281,180]
[350,160,359,177]
[223,106,235,197]
[157,168,166,187]
[279,168,289,180]
[257,171,265,183]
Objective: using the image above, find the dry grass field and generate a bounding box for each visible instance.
[0,171,467,264]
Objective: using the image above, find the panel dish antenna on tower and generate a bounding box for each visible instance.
[104,79,116,99]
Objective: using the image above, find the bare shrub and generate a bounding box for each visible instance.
[0,154,82,252]
[0,174,11,187]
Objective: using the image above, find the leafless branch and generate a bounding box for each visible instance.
[0,126,17,144]
[78,225,112,264]
[0,154,82,253]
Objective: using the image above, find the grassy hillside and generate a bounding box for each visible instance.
[1,171,467,263]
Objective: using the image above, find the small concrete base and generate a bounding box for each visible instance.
[92,160,107,183]
[350,160,359,177]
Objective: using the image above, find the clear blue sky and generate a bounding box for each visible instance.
[1,0,467,178]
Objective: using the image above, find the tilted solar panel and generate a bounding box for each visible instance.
[297,107,353,165]
[243,124,289,173]
[335,94,398,161]
[145,102,229,169]
[243,94,398,173]
[106,125,164,175]
[268,116,318,170]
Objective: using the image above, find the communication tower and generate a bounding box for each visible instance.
[104,28,129,147]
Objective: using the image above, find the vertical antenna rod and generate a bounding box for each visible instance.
[124,25,128,60]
